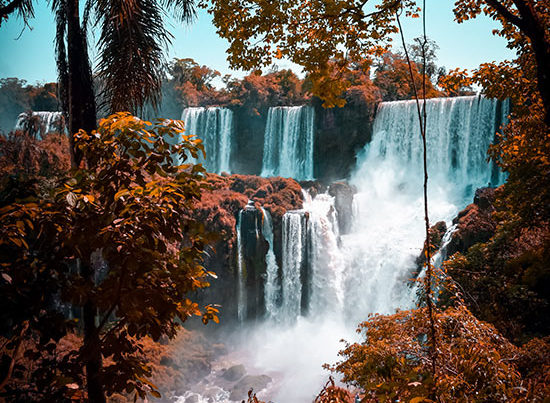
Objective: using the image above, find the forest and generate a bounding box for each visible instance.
[0,0,549,402]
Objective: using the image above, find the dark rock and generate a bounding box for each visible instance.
[300,180,327,199]
[160,355,178,369]
[185,395,199,403]
[414,221,448,276]
[253,187,268,199]
[447,188,497,256]
[473,187,496,210]
[328,181,356,235]
[222,364,246,382]
[313,97,376,181]
[192,174,303,322]
[229,375,272,401]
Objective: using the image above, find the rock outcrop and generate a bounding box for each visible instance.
[447,187,497,256]
[328,181,356,235]
[192,174,303,321]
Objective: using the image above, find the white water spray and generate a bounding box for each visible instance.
[261,106,314,180]
[181,107,233,173]
[261,208,280,320]
[14,111,65,139]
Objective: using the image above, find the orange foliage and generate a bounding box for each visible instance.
[374,52,442,102]
[330,305,539,402]
[195,173,303,251]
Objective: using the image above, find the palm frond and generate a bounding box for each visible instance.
[53,0,69,116]
[94,0,196,114]
[0,0,35,25]
[161,0,196,23]
[96,0,174,113]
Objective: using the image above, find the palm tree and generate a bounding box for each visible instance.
[2,0,195,163]
[2,1,196,401]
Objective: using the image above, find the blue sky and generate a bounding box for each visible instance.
[0,1,514,85]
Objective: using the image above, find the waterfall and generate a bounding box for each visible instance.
[236,210,246,322]
[14,111,65,139]
[261,208,280,319]
[267,192,344,322]
[280,211,306,319]
[180,107,233,173]
[176,96,510,402]
[270,96,508,323]
[339,95,508,319]
[305,193,345,317]
[369,96,509,201]
[261,106,315,180]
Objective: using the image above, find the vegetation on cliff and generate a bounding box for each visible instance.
[0,114,219,400]
[0,0,549,401]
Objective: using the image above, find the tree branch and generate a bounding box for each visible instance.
[484,0,526,32]
[0,0,33,21]
[0,321,29,392]
[0,0,24,17]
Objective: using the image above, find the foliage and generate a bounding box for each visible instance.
[167,58,222,107]
[203,0,423,107]
[373,51,442,101]
[437,68,475,97]
[329,304,540,402]
[0,79,59,134]
[445,222,550,343]
[0,0,34,26]
[92,0,196,113]
[453,0,550,124]
[315,376,354,403]
[0,113,217,400]
[408,37,445,83]
[225,68,308,114]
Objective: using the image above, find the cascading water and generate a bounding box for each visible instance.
[181,107,233,173]
[370,96,509,202]
[176,96,510,402]
[261,208,280,319]
[241,96,508,401]
[305,193,345,317]
[236,210,246,323]
[261,106,314,180]
[14,111,65,138]
[280,211,306,320]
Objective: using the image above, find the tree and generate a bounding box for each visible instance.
[0,113,217,401]
[454,0,550,125]
[3,2,205,401]
[329,304,549,401]
[373,51,441,101]
[168,58,222,107]
[2,0,197,163]
[205,0,549,122]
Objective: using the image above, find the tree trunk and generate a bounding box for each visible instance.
[65,0,97,167]
[531,39,550,126]
[83,298,106,403]
[65,0,103,400]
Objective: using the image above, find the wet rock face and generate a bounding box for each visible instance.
[228,100,376,179]
[447,187,497,256]
[229,375,272,401]
[192,174,304,321]
[240,202,269,319]
[328,181,356,235]
[222,365,246,382]
[414,221,448,275]
[313,98,375,181]
[300,180,327,199]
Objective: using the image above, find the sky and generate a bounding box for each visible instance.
[0,1,515,85]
